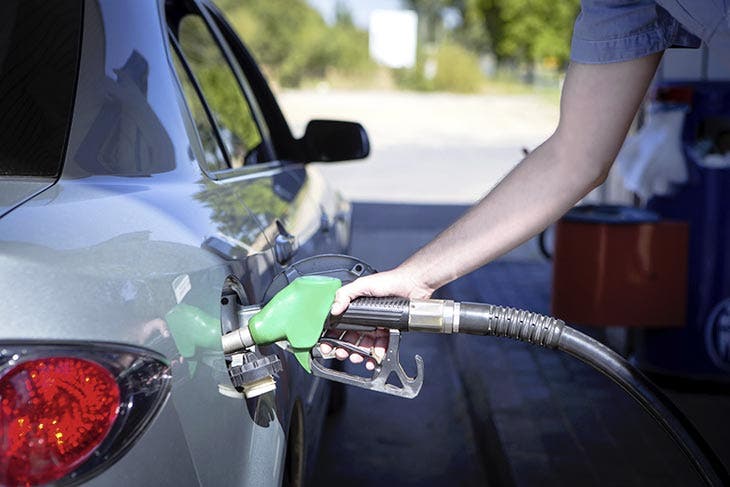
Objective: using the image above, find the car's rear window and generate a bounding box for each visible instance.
[0,0,83,178]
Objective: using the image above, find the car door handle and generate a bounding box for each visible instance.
[274,220,297,265]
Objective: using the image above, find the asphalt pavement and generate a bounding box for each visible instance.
[310,202,730,487]
[311,203,490,487]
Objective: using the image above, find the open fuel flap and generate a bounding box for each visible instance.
[223,255,375,398]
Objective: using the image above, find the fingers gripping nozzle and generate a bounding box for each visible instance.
[221,277,427,399]
[311,329,424,399]
[221,275,564,400]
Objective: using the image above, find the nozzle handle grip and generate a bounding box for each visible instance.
[331,297,410,331]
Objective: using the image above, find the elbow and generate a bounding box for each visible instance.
[548,131,614,193]
[587,161,612,190]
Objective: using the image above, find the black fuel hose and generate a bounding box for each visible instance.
[338,299,730,487]
[558,327,728,487]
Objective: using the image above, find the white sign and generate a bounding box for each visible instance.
[369,9,418,69]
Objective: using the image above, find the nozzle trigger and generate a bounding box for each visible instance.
[310,330,424,399]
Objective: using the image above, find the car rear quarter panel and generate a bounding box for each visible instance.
[0,0,344,484]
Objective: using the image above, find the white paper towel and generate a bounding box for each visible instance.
[616,106,688,201]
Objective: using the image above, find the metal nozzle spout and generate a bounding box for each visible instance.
[222,326,255,354]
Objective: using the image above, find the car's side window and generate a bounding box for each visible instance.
[170,12,267,169]
[170,48,228,173]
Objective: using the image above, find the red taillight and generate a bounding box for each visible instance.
[0,357,121,486]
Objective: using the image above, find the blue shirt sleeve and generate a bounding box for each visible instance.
[571,0,701,64]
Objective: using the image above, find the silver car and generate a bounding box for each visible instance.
[0,0,369,485]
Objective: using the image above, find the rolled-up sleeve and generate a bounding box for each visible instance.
[571,0,701,64]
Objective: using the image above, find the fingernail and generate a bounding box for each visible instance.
[335,348,348,360]
[320,343,332,354]
[365,361,375,371]
[350,354,363,364]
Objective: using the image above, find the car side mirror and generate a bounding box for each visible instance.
[301,120,370,162]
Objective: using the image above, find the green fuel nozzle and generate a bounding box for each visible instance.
[221,276,342,371]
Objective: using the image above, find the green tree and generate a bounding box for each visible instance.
[176,15,261,167]
[334,0,355,27]
[404,0,451,43]
[498,0,579,69]
[218,0,374,87]
[433,42,483,93]
[448,0,493,54]
[456,0,579,70]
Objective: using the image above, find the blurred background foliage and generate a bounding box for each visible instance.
[177,15,263,167]
[218,0,375,87]
[217,0,580,94]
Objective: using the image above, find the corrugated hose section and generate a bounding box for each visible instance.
[458,303,565,348]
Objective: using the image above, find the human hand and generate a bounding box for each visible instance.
[330,267,433,315]
[320,267,433,370]
[318,328,389,371]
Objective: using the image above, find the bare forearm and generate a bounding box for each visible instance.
[400,136,592,290]
[400,54,663,293]
[331,54,663,318]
